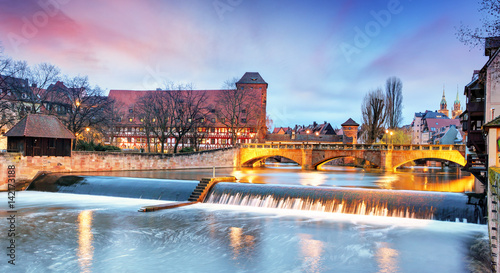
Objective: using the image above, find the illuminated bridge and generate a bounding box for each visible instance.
[238,143,466,171]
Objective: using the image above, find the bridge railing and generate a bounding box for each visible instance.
[240,143,466,152]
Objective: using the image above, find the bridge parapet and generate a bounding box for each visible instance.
[241,143,465,153]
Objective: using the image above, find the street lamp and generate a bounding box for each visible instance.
[306,130,310,144]
[385,129,389,146]
[390,131,393,147]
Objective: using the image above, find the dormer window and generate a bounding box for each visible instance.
[129,108,133,113]
[21,93,27,99]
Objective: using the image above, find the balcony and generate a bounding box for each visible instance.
[466,101,485,113]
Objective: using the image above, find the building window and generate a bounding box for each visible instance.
[210,109,215,113]
[221,118,225,123]
[221,139,227,145]
[48,139,55,148]
[211,138,215,144]
[210,127,215,133]
[242,118,247,123]
[241,109,246,114]
[211,118,216,123]
[129,108,133,113]
[129,118,133,122]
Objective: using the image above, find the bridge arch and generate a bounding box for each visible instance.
[315,155,378,169]
[391,150,466,170]
[241,155,301,167]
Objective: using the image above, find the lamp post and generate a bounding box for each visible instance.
[390,131,393,148]
[306,130,310,145]
[385,129,389,147]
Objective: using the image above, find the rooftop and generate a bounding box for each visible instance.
[4,114,75,139]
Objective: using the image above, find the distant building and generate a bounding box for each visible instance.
[108,72,267,151]
[411,110,461,144]
[272,127,292,135]
[267,119,359,144]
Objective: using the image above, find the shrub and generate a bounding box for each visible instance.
[179,147,195,153]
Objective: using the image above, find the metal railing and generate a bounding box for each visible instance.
[240,143,466,152]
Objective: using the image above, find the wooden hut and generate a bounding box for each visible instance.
[5,114,75,156]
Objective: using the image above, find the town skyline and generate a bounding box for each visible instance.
[0,0,489,127]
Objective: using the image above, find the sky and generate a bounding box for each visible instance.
[0,0,490,128]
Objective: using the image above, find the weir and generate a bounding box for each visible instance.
[27,173,485,223]
[27,174,198,201]
[205,183,485,223]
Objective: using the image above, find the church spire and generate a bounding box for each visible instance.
[440,84,447,107]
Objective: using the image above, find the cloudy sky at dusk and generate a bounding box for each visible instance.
[0,0,489,128]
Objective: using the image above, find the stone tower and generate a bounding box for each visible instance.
[341,118,359,144]
[451,88,462,119]
[438,86,449,117]
[236,72,268,140]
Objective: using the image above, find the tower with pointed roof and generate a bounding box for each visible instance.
[236,72,268,139]
[341,118,359,144]
[451,87,462,119]
[438,86,449,117]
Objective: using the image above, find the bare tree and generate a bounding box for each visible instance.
[216,77,261,145]
[56,76,113,141]
[0,51,25,131]
[139,91,172,153]
[167,83,207,153]
[385,76,403,129]
[457,0,500,47]
[10,62,60,115]
[361,88,386,144]
[136,92,159,153]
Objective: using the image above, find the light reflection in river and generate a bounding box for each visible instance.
[77,210,94,273]
[229,227,255,260]
[299,234,324,273]
[66,164,476,192]
[375,242,399,273]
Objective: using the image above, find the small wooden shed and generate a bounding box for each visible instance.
[5,114,75,156]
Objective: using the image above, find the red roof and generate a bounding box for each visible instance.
[425,118,460,130]
[4,114,75,139]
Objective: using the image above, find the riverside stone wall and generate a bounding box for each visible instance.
[0,148,237,191]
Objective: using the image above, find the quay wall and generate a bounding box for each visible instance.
[0,148,237,190]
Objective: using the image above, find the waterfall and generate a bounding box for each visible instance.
[205,183,482,223]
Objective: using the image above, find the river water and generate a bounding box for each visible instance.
[0,165,487,272]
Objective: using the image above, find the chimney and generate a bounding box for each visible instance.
[31,83,37,88]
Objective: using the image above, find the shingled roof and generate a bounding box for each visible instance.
[341,118,359,126]
[236,72,267,85]
[5,114,75,139]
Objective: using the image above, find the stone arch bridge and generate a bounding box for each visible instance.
[237,143,466,171]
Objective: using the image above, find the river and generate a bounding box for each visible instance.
[0,164,487,272]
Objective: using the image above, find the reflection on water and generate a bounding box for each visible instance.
[376,242,399,273]
[66,164,475,193]
[77,210,94,273]
[229,227,255,260]
[299,234,324,273]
